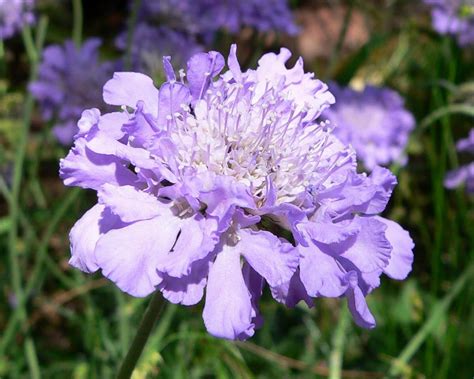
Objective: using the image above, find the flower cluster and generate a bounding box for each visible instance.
[30,38,113,145]
[445,129,474,193]
[119,0,297,79]
[425,0,474,45]
[0,0,35,40]
[323,83,415,170]
[140,0,298,37]
[60,46,414,340]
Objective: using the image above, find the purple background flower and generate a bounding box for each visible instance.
[445,129,474,192]
[425,0,474,45]
[140,0,298,37]
[0,0,35,39]
[323,83,415,170]
[29,38,113,145]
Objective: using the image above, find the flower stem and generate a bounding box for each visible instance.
[72,0,83,47]
[328,305,350,379]
[116,291,166,379]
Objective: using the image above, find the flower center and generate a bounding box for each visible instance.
[160,79,351,204]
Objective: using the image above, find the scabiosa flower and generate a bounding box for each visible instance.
[29,38,113,145]
[425,0,474,45]
[445,129,474,192]
[0,0,35,39]
[60,45,414,339]
[115,23,202,80]
[140,0,298,37]
[323,83,415,170]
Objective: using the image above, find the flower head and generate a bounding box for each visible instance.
[425,0,474,45]
[60,45,414,339]
[445,129,474,192]
[323,83,415,170]
[30,38,113,145]
[0,0,35,40]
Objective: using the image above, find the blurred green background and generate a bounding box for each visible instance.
[0,0,473,378]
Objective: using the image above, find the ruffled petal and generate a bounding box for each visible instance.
[98,111,129,140]
[156,215,218,277]
[376,216,414,280]
[159,258,210,306]
[187,51,225,100]
[157,81,191,126]
[299,212,360,244]
[242,263,264,330]
[86,132,156,169]
[227,44,242,82]
[76,108,101,138]
[299,243,348,297]
[238,229,298,288]
[94,216,181,297]
[345,271,376,328]
[203,243,255,340]
[189,173,255,232]
[271,268,313,308]
[122,105,159,147]
[98,183,169,223]
[319,167,396,216]
[69,204,106,273]
[339,217,391,273]
[103,72,159,116]
[59,138,136,190]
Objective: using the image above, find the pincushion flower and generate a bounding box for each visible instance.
[323,83,415,170]
[29,38,113,145]
[445,129,474,192]
[425,0,474,45]
[60,45,414,339]
[0,0,35,39]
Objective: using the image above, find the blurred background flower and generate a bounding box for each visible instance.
[323,83,415,170]
[0,0,35,40]
[29,38,113,144]
[445,129,474,192]
[425,0,474,45]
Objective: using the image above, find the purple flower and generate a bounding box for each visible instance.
[445,129,474,192]
[0,0,35,39]
[29,38,113,145]
[140,0,298,37]
[323,84,415,170]
[60,45,414,339]
[425,0,474,45]
[115,23,203,79]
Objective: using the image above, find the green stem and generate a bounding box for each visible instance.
[328,306,350,379]
[116,292,166,379]
[116,289,131,356]
[25,339,41,379]
[6,23,43,379]
[72,0,83,47]
[124,0,142,70]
